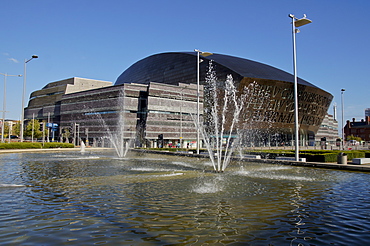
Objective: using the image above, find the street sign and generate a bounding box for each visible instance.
[46,123,58,128]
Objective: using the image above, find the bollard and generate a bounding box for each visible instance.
[337,152,347,164]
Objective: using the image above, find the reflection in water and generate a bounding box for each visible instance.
[288,183,307,245]
[0,150,369,245]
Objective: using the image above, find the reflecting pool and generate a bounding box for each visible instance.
[1,150,370,245]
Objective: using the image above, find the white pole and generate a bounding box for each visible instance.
[0,73,21,143]
[8,122,11,142]
[21,60,27,142]
[47,112,50,142]
[1,74,6,143]
[289,14,312,160]
[21,55,38,142]
[42,122,45,145]
[31,113,34,142]
[290,15,300,161]
[74,123,76,146]
[196,50,200,154]
[341,89,345,150]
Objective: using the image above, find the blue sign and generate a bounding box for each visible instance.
[46,123,58,128]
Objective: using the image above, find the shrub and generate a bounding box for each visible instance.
[0,142,75,150]
[345,151,365,160]
[42,142,74,148]
[244,150,295,159]
[300,152,338,162]
[0,142,42,149]
[244,149,366,162]
[145,147,193,152]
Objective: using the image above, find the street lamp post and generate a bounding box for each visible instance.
[0,73,22,142]
[194,49,212,154]
[341,88,345,150]
[20,55,38,142]
[289,14,312,161]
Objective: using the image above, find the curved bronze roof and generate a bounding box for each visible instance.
[115,52,319,89]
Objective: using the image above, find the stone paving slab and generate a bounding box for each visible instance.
[0,147,111,154]
[135,149,370,172]
[1,148,369,172]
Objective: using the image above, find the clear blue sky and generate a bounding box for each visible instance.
[1,0,369,129]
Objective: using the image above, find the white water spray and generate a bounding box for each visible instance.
[80,141,86,153]
[197,61,271,172]
[196,62,246,172]
[89,88,131,157]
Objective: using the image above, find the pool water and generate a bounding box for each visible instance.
[1,150,369,245]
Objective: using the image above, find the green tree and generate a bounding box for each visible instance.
[13,122,20,137]
[60,128,71,142]
[346,134,362,142]
[25,120,43,139]
[3,122,9,138]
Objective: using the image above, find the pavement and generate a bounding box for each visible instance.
[1,147,370,172]
[0,147,110,154]
[134,149,370,172]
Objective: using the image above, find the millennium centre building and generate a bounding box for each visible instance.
[24,52,333,147]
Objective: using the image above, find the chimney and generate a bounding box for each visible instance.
[366,116,370,125]
[352,118,356,122]
[346,120,351,128]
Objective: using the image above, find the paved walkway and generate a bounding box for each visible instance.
[135,149,370,172]
[1,147,369,172]
[0,147,110,154]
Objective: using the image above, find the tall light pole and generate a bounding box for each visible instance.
[20,55,38,142]
[289,14,312,161]
[194,49,212,154]
[341,88,345,150]
[0,73,22,142]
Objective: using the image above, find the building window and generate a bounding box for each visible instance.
[85,111,117,115]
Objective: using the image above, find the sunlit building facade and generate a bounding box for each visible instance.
[24,52,333,147]
[115,52,333,146]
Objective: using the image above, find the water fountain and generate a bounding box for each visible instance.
[90,89,130,158]
[198,61,271,172]
[80,140,86,153]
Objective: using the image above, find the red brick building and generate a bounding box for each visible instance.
[344,116,370,141]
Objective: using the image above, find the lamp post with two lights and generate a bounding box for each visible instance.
[289,14,312,161]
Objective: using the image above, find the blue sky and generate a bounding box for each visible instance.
[1,0,369,130]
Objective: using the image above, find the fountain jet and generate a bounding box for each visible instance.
[197,61,271,172]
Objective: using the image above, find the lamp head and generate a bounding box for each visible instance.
[341,89,345,92]
[294,17,312,27]
[32,55,38,59]
[200,52,213,57]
